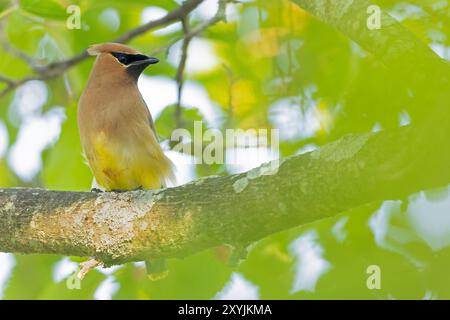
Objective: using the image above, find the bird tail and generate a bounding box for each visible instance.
[145,259,168,281]
[161,154,176,188]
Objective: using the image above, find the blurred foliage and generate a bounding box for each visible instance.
[0,0,449,299]
[114,251,232,299]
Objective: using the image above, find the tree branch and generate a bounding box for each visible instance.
[0,21,37,68]
[0,0,204,97]
[291,0,450,90]
[1,126,449,266]
[151,0,229,56]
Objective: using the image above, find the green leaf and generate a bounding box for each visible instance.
[95,0,179,11]
[41,105,92,191]
[4,254,60,299]
[239,234,295,299]
[155,104,206,141]
[37,270,106,300]
[19,0,67,20]
[114,250,232,299]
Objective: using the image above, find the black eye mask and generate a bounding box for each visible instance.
[111,52,150,66]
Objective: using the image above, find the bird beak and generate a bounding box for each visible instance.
[126,55,159,80]
[128,56,159,67]
[145,57,160,65]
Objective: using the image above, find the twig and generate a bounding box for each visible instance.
[77,258,103,280]
[0,75,37,97]
[174,17,191,129]
[223,63,238,125]
[0,0,204,98]
[0,21,38,68]
[173,0,230,128]
[112,0,203,44]
[0,1,18,21]
[151,0,229,56]
[0,74,14,85]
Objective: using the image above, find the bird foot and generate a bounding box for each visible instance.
[147,270,169,281]
[111,186,143,193]
[77,258,103,280]
[145,259,168,281]
[91,188,104,193]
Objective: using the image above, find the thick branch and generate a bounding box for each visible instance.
[0,126,449,266]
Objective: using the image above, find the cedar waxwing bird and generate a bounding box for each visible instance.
[78,43,174,192]
[77,43,174,279]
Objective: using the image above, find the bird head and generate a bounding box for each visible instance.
[87,43,159,80]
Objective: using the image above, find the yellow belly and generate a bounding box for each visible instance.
[87,133,172,191]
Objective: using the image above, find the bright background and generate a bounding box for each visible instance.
[0,0,449,299]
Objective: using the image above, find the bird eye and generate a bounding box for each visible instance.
[111,52,129,65]
[117,55,127,64]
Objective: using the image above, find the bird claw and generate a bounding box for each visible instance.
[111,186,143,193]
[77,258,103,280]
[145,259,169,281]
[227,244,250,267]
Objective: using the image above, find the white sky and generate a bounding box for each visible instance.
[141,7,182,36]
[215,272,259,300]
[0,121,8,158]
[289,231,331,293]
[0,254,15,299]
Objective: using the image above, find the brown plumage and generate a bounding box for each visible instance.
[78,43,174,191]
